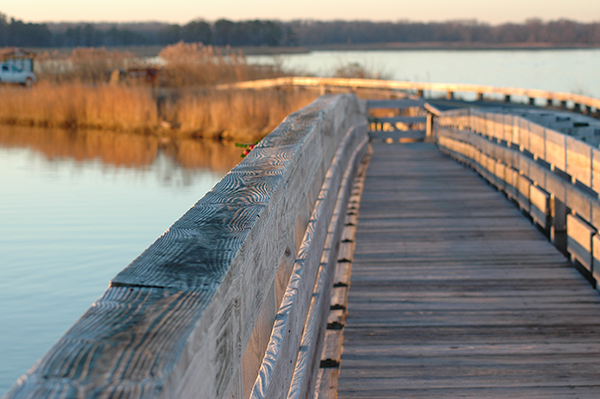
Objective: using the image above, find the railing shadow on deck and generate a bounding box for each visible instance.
[3,94,369,399]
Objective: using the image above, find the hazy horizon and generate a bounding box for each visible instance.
[3,0,600,25]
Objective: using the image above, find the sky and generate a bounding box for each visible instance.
[2,0,600,24]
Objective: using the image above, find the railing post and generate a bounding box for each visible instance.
[446,91,454,100]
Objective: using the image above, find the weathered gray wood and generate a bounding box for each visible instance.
[567,136,592,186]
[516,173,532,212]
[438,126,600,231]
[242,280,278,399]
[530,184,550,229]
[314,149,371,399]
[444,109,600,200]
[287,137,369,399]
[493,160,506,190]
[545,128,567,171]
[567,213,596,272]
[250,123,367,399]
[6,94,366,399]
[338,141,600,398]
[505,166,519,200]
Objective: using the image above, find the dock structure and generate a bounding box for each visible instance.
[5,85,600,399]
[336,141,600,398]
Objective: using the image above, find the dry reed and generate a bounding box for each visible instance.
[0,83,319,140]
[0,43,320,140]
[169,89,319,141]
[0,82,158,131]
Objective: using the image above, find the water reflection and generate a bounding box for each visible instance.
[0,126,242,394]
[0,125,242,175]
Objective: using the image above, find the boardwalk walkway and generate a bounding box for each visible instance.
[337,142,600,398]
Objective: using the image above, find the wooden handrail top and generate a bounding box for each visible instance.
[217,76,600,110]
[5,94,368,399]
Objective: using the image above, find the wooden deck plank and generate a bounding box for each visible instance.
[337,142,600,397]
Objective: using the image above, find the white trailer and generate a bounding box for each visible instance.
[0,48,37,87]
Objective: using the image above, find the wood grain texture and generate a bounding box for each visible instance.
[566,136,592,187]
[314,145,372,399]
[6,94,366,399]
[567,213,596,272]
[438,126,600,230]
[445,109,600,199]
[530,184,550,229]
[337,141,600,398]
[250,122,367,399]
[287,138,369,399]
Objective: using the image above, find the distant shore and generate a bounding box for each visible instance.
[28,42,600,58]
[302,42,600,53]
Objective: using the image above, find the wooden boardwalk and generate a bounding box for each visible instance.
[337,142,600,398]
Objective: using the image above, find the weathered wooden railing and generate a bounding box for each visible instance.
[218,77,600,112]
[4,94,368,399]
[435,108,600,287]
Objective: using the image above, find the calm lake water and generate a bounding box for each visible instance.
[2,48,600,394]
[248,48,600,99]
[0,126,240,393]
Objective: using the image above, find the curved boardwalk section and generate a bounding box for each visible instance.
[337,142,600,398]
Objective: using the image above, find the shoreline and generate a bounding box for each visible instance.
[27,42,600,58]
[303,42,600,53]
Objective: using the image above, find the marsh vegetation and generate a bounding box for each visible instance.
[0,43,321,141]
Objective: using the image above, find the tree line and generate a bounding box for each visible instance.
[1,12,600,48]
[289,19,600,45]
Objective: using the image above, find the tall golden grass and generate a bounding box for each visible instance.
[169,89,319,140]
[0,43,323,140]
[0,83,319,140]
[4,44,398,141]
[0,82,158,131]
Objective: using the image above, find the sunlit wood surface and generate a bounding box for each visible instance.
[337,142,600,398]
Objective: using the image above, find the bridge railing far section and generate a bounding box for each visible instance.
[218,76,600,112]
[5,94,369,399]
[435,108,600,287]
